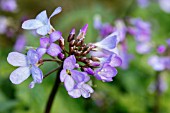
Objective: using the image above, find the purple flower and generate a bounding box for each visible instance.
[0,0,17,12]
[159,0,170,13]
[166,38,170,46]
[0,16,8,34]
[94,63,117,82]
[148,56,165,71]
[14,35,26,52]
[129,18,151,42]
[157,45,166,54]
[36,31,62,58]
[136,42,152,54]
[7,49,43,88]
[22,7,62,35]
[137,0,149,8]
[60,55,93,98]
[91,31,119,58]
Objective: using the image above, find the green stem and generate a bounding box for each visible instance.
[44,66,63,113]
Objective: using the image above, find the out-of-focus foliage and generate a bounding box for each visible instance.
[0,0,170,113]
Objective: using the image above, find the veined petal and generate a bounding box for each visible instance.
[36,25,50,36]
[49,7,62,19]
[80,89,90,98]
[36,47,47,59]
[64,75,75,91]
[40,37,49,48]
[36,10,48,24]
[60,69,68,82]
[10,67,31,84]
[7,52,27,67]
[63,55,76,70]
[68,89,81,98]
[49,31,62,43]
[95,32,118,50]
[27,49,39,64]
[31,65,43,84]
[71,70,85,83]
[109,54,122,67]
[22,19,44,30]
[82,84,94,93]
[47,43,62,57]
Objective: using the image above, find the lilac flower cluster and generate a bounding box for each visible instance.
[128,18,152,54]
[7,7,122,98]
[0,0,17,12]
[148,39,170,71]
[94,16,132,69]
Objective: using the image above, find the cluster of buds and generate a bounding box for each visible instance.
[7,7,122,98]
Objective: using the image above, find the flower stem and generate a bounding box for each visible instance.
[153,71,161,113]
[44,66,63,113]
[43,67,60,79]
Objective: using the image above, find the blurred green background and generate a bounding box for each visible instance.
[0,0,170,113]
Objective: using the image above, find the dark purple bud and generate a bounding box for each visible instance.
[58,53,65,60]
[83,67,95,75]
[68,28,75,42]
[69,40,75,47]
[157,45,166,54]
[88,60,100,67]
[59,37,64,50]
[81,24,88,35]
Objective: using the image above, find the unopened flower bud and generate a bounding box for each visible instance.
[68,28,75,42]
[59,37,64,50]
[58,53,65,60]
[88,60,100,67]
[83,67,94,75]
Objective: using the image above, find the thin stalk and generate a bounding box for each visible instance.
[43,67,60,79]
[154,71,161,113]
[44,66,63,113]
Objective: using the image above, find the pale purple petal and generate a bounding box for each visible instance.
[148,56,165,71]
[0,0,17,12]
[40,37,49,48]
[64,75,75,91]
[136,42,151,54]
[46,43,62,57]
[22,19,44,30]
[29,81,35,88]
[71,70,85,83]
[36,24,50,35]
[7,52,27,67]
[95,32,118,50]
[63,55,76,70]
[49,7,62,19]
[0,16,7,34]
[109,54,122,67]
[36,10,48,24]
[27,49,39,64]
[80,24,88,35]
[83,67,95,75]
[60,69,68,82]
[157,45,166,54]
[36,47,47,59]
[80,89,90,98]
[10,67,31,84]
[31,65,43,84]
[49,31,62,43]
[93,15,102,30]
[68,89,81,98]
[159,0,170,13]
[82,84,94,93]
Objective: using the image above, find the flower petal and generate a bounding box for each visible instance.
[36,47,47,59]
[49,7,62,19]
[22,19,44,30]
[71,70,85,83]
[36,25,50,36]
[7,52,27,67]
[10,67,31,84]
[82,84,94,93]
[64,75,75,91]
[68,89,81,98]
[95,32,118,50]
[27,49,39,64]
[40,37,49,48]
[46,43,62,57]
[31,65,43,84]
[36,10,48,24]
[80,89,90,98]
[49,31,62,43]
[109,54,122,67]
[60,69,68,82]
[63,55,76,70]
